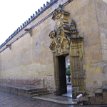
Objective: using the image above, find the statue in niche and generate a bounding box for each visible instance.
[49,30,57,52]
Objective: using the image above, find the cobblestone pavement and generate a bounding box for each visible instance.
[0,91,106,107]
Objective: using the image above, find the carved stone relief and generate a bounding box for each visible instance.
[49,5,80,55]
[49,5,85,97]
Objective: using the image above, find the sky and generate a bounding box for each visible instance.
[0,0,49,44]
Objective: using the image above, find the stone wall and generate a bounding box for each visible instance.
[0,0,70,92]
[64,0,102,93]
[95,0,107,89]
[0,0,107,95]
[0,1,57,91]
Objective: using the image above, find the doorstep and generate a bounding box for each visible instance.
[32,94,77,105]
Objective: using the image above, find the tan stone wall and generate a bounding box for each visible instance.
[95,0,107,89]
[0,9,56,90]
[0,0,106,93]
[64,0,103,93]
[0,0,69,91]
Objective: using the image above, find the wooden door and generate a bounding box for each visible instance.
[70,38,85,98]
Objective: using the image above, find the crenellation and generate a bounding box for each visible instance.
[11,34,14,39]
[38,9,41,13]
[26,20,29,25]
[19,25,22,30]
[46,1,50,5]
[5,39,9,43]
[0,0,58,49]
[16,29,18,32]
[17,27,20,32]
[30,15,33,20]
[32,14,35,18]
[28,18,31,22]
[13,31,16,36]
[43,4,46,8]
[23,22,27,26]
[35,11,38,15]
[40,7,43,11]
[22,23,25,27]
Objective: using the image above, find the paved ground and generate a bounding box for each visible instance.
[0,91,106,107]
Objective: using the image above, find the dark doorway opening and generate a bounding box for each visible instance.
[55,55,72,97]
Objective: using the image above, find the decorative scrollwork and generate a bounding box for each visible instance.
[52,5,70,20]
[49,31,56,39]
[49,6,81,55]
[49,41,56,51]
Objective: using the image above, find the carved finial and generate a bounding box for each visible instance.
[22,23,24,26]
[52,5,70,20]
[33,14,35,17]
[31,15,33,19]
[43,4,46,7]
[20,25,22,29]
[38,9,40,13]
[46,1,49,5]
[25,21,26,25]
[41,7,43,11]
[35,11,38,15]
[28,18,31,23]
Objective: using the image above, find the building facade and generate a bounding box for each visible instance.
[0,0,107,103]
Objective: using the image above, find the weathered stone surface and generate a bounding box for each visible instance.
[95,0,107,92]
[64,0,102,93]
[0,0,107,100]
[0,7,55,91]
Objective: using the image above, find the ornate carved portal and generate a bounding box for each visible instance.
[49,5,85,98]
